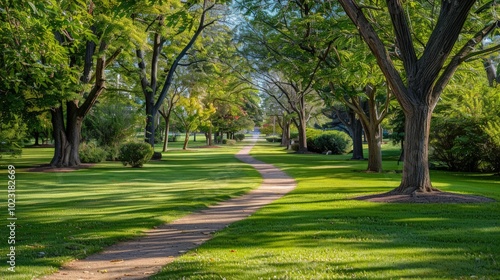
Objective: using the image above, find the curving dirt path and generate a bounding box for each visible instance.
[40,134,296,280]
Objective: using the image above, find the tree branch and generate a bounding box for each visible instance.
[433,20,499,101]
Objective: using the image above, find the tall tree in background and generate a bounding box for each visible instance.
[135,0,229,147]
[339,0,500,194]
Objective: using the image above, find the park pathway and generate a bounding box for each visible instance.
[41,134,296,280]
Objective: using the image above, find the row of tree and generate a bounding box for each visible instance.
[1,0,260,165]
[233,0,500,195]
[1,0,499,195]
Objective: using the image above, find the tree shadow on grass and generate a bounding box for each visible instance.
[153,199,500,279]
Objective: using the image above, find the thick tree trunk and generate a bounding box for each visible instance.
[390,105,438,194]
[351,114,364,160]
[145,102,156,146]
[364,124,383,172]
[296,117,308,153]
[33,132,40,146]
[281,120,291,149]
[183,131,190,150]
[50,106,67,167]
[50,103,83,167]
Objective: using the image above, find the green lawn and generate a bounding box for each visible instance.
[0,142,261,280]
[153,141,500,279]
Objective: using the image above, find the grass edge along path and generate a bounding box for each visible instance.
[39,135,296,280]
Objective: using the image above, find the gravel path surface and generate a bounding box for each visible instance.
[40,135,296,280]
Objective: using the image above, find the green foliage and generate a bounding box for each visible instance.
[105,145,121,161]
[82,101,140,151]
[259,124,279,136]
[119,142,154,168]
[306,129,352,154]
[223,139,236,145]
[79,142,107,163]
[234,133,245,141]
[0,115,27,158]
[432,68,500,172]
[265,136,281,143]
[430,118,488,172]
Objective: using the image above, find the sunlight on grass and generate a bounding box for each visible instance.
[0,143,261,280]
[153,141,500,279]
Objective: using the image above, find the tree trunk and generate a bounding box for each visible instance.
[33,132,40,146]
[483,58,498,87]
[390,105,438,194]
[145,102,156,146]
[162,116,170,152]
[296,117,308,153]
[351,113,364,160]
[50,102,83,167]
[364,124,382,172]
[281,119,291,148]
[183,131,190,150]
[208,125,213,146]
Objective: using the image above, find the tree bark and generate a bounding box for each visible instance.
[338,0,481,193]
[183,131,190,150]
[159,107,172,152]
[483,58,498,87]
[49,102,83,167]
[364,123,382,172]
[162,116,170,152]
[296,116,308,153]
[208,124,213,146]
[350,111,364,160]
[390,105,438,194]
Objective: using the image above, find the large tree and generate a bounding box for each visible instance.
[49,0,142,167]
[338,0,500,194]
[134,0,229,146]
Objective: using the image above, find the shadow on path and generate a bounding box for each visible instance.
[40,134,296,280]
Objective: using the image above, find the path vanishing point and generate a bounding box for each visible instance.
[40,134,296,280]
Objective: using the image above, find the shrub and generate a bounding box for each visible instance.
[430,118,487,172]
[79,142,106,163]
[290,131,299,141]
[234,133,245,141]
[105,145,121,161]
[266,136,281,143]
[306,129,352,154]
[484,141,500,174]
[82,102,139,147]
[119,142,154,168]
[224,139,236,145]
[313,133,351,154]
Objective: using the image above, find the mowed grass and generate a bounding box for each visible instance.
[0,140,261,280]
[154,141,500,279]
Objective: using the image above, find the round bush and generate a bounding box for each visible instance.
[306,129,352,154]
[79,142,106,163]
[313,134,350,154]
[234,134,245,141]
[119,142,154,168]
